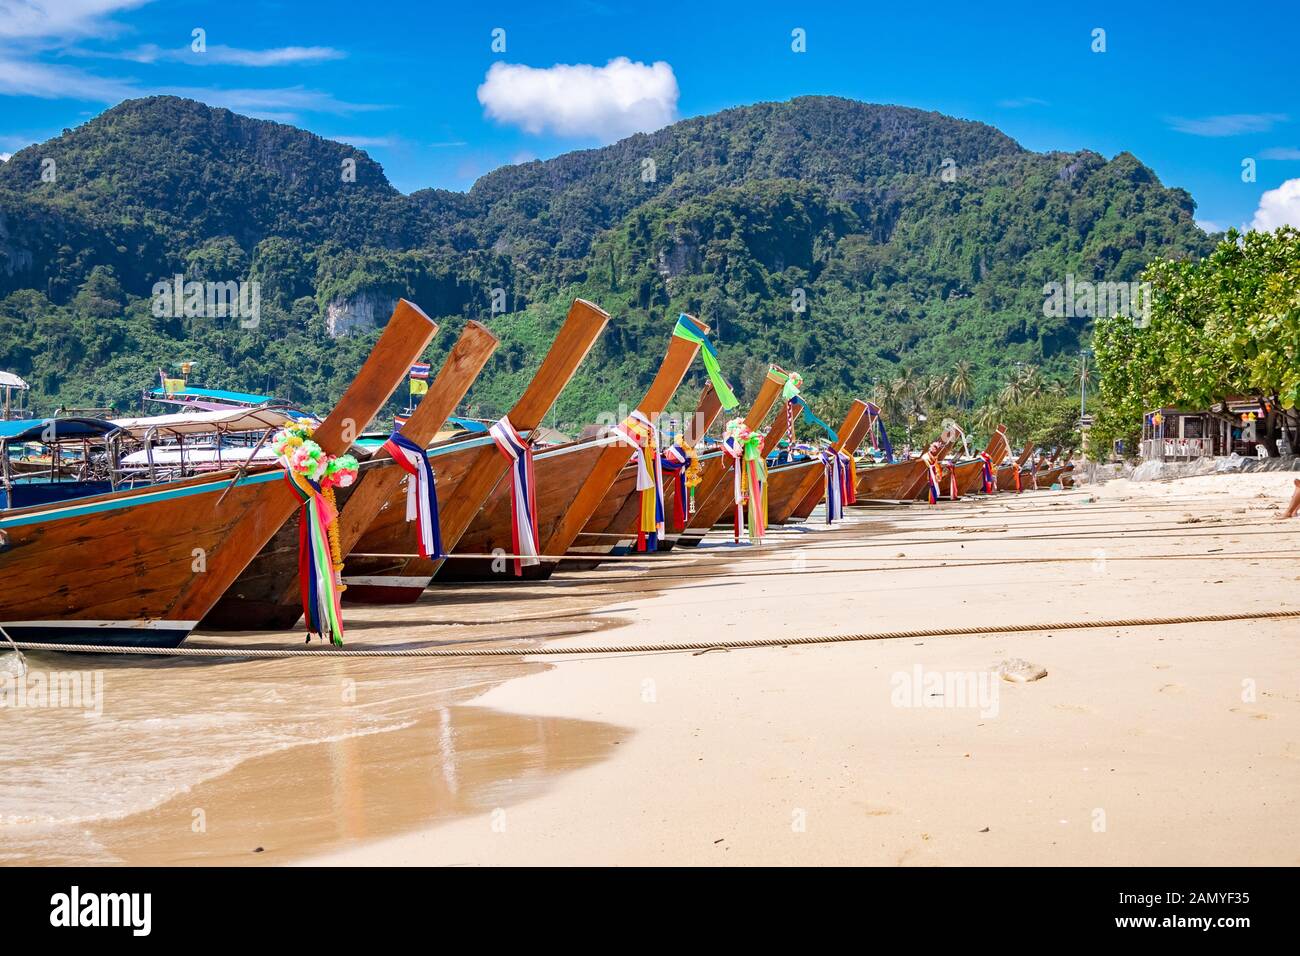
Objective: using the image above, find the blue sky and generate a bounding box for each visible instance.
[1,0,1298,230]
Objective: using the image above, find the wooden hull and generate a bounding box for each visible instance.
[202,321,500,630]
[0,300,438,647]
[996,465,1030,491]
[762,458,821,525]
[854,458,924,500]
[333,299,612,603]
[780,399,872,523]
[995,443,1036,491]
[568,384,726,566]
[438,314,708,582]
[676,368,788,547]
[435,435,615,582]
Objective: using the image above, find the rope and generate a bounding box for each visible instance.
[10,609,1300,659]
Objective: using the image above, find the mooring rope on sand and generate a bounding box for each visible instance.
[9,609,1300,660]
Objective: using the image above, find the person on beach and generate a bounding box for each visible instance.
[1280,479,1300,519]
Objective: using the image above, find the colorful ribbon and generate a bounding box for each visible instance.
[616,410,666,551]
[821,448,845,523]
[285,472,346,646]
[923,449,942,505]
[722,419,767,543]
[489,416,540,574]
[672,316,739,410]
[660,443,691,530]
[382,430,445,560]
[837,449,856,505]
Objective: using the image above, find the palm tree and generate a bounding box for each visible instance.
[975,402,1002,431]
[1019,365,1045,401]
[999,377,1024,407]
[924,375,950,409]
[949,361,973,408]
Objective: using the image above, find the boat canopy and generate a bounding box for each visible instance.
[0,371,29,390]
[0,417,121,443]
[146,385,288,408]
[111,406,307,439]
[446,415,491,433]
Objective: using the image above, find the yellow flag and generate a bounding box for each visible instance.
[409,378,428,396]
[163,378,185,393]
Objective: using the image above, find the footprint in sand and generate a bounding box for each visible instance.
[1228,707,1271,720]
[1053,703,1093,714]
[1157,683,1185,694]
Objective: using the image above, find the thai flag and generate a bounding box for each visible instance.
[409,363,431,380]
[382,431,444,559]
[489,416,540,573]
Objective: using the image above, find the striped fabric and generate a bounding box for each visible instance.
[489,416,540,574]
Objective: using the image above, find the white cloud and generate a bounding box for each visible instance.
[998,96,1048,109]
[1251,178,1300,231]
[0,54,136,100]
[0,152,10,162]
[0,55,380,118]
[0,0,153,40]
[477,57,678,141]
[1195,219,1223,233]
[89,43,345,67]
[1260,147,1300,160]
[322,134,392,148]
[1168,113,1288,137]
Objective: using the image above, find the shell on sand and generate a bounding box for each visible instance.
[995,658,1048,683]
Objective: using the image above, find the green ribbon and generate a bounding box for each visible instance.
[672,315,740,410]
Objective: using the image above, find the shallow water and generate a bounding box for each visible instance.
[0,576,640,865]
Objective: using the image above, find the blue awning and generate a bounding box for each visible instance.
[0,417,121,442]
[147,386,285,407]
[446,416,491,433]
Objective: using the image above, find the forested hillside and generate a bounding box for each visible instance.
[0,95,1213,432]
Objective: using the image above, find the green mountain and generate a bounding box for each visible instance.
[0,95,1212,431]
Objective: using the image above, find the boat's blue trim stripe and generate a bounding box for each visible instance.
[0,469,282,529]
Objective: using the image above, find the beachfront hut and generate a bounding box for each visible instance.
[1141,398,1279,460]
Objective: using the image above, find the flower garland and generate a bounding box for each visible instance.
[273,423,358,645]
[722,417,767,544]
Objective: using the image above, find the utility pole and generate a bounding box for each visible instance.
[1079,349,1088,418]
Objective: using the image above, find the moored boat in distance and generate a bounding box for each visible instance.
[436,313,710,582]
[340,298,611,602]
[674,365,786,547]
[0,299,438,649]
[564,382,724,568]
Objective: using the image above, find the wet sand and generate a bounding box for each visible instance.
[5,474,1299,865]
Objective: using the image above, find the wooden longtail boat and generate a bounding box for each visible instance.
[199,320,500,630]
[673,366,787,547]
[1037,449,1074,488]
[948,426,1010,497]
[563,383,724,568]
[996,440,1037,491]
[0,300,437,648]
[340,299,611,603]
[434,314,708,582]
[779,400,873,523]
[917,427,1007,501]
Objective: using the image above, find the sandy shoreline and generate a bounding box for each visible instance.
[302,473,1300,866]
[5,472,1298,866]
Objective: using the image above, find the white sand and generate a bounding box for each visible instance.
[302,478,1300,866]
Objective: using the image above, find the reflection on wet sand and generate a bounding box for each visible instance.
[85,704,625,866]
[1,556,699,867]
